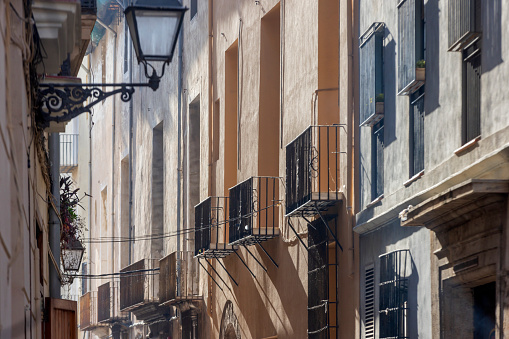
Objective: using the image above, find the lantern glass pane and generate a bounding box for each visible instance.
[135,10,180,59]
[62,247,83,271]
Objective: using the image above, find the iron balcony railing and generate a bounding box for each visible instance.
[159,251,200,306]
[97,281,128,323]
[60,134,78,173]
[229,176,281,245]
[119,259,159,312]
[285,125,344,217]
[79,291,105,330]
[195,197,235,258]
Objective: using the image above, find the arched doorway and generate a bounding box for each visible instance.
[219,301,241,339]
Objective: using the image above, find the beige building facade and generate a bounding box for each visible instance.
[80,0,359,338]
[1,0,94,338]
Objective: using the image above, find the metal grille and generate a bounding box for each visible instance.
[360,23,384,125]
[195,197,233,258]
[229,177,280,245]
[79,292,91,329]
[365,265,375,339]
[410,92,425,176]
[81,0,97,14]
[159,252,177,304]
[285,125,343,217]
[195,197,212,256]
[120,259,159,311]
[372,121,384,200]
[97,282,110,322]
[308,216,338,338]
[159,251,199,305]
[448,0,482,51]
[463,40,481,143]
[60,134,78,173]
[398,0,424,95]
[379,250,410,339]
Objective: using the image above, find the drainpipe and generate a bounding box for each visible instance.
[81,56,93,296]
[97,17,118,284]
[48,133,61,298]
[128,27,134,265]
[176,19,183,298]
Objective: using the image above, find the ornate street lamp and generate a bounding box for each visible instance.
[61,238,85,272]
[37,0,188,129]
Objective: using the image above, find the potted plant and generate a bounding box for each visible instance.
[60,176,86,272]
[375,93,384,115]
[416,59,425,81]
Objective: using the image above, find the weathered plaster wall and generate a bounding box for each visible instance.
[86,0,359,338]
[0,1,51,338]
[356,0,509,231]
[359,220,432,339]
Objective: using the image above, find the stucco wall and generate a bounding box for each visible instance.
[359,220,432,339]
[0,1,52,338]
[85,0,359,338]
[356,0,509,231]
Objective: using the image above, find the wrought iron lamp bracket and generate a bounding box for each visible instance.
[37,61,168,129]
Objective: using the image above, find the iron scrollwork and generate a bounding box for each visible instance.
[37,84,136,128]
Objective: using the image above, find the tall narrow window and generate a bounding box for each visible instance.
[398,0,425,95]
[410,90,425,176]
[225,41,238,196]
[212,99,220,162]
[188,97,201,244]
[364,264,375,339]
[101,188,108,272]
[318,0,339,124]
[359,23,384,127]
[379,250,410,339]
[259,3,280,176]
[120,156,129,268]
[462,39,481,144]
[152,122,164,258]
[372,120,384,200]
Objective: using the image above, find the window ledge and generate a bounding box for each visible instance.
[366,194,384,209]
[454,136,481,155]
[404,170,424,187]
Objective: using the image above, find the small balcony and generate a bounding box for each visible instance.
[60,134,78,173]
[119,259,159,314]
[79,291,107,332]
[159,251,201,307]
[97,281,129,324]
[229,176,281,246]
[285,125,345,217]
[195,197,237,258]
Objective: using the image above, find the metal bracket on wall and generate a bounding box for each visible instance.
[212,253,238,286]
[234,250,256,278]
[287,217,309,251]
[243,245,268,273]
[254,238,278,268]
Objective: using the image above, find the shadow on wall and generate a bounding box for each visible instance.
[223,250,278,338]
[425,0,440,115]
[407,255,420,337]
[483,0,503,73]
[384,29,397,147]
